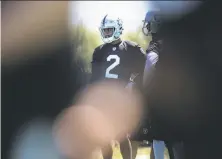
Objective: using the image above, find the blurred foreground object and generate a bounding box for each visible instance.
[2,1,68,67]
[144,1,222,158]
[149,1,202,21]
[54,81,143,159]
[9,118,60,159]
[2,2,81,159]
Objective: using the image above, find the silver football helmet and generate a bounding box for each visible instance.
[99,14,124,43]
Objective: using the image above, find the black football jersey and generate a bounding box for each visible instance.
[90,40,146,87]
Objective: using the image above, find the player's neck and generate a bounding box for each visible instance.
[111,39,122,45]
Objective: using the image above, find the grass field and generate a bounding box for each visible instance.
[93,142,170,159]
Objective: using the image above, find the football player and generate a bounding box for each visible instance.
[142,10,184,159]
[142,10,175,159]
[90,14,146,159]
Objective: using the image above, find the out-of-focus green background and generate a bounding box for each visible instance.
[91,142,170,159]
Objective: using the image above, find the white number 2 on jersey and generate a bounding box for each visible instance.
[105,55,120,79]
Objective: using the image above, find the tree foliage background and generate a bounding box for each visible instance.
[71,23,152,73]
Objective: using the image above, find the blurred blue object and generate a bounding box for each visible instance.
[10,118,61,159]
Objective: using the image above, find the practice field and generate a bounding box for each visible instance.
[93,143,170,159]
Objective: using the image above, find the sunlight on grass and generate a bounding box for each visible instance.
[93,142,170,159]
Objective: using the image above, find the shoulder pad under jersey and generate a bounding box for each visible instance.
[124,40,139,47]
[122,40,141,52]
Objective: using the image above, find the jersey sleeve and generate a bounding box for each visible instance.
[143,51,159,87]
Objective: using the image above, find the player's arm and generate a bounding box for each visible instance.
[143,51,159,87]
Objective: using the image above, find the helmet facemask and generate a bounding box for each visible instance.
[101,27,115,38]
[142,21,151,36]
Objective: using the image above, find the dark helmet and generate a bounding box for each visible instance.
[142,10,163,36]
